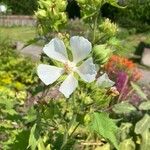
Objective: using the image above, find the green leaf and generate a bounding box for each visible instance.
[119,123,132,141]
[28,124,39,150]
[134,114,150,135]
[95,143,110,150]
[24,107,37,123]
[2,109,18,115]
[8,130,30,150]
[37,138,51,150]
[112,102,136,114]
[37,138,46,150]
[140,129,150,150]
[106,0,125,8]
[119,138,135,150]
[90,112,119,150]
[131,82,147,99]
[46,144,51,150]
[139,101,150,110]
[23,37,40,48]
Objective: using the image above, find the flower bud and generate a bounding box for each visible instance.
[93,44,111,64]
[35,9,47,18]
[77,0,86,4]
[99,18,118,36]
[84,114,91,125]
[58,0,67,11]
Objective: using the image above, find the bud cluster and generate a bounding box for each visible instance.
[35,0,67,34]
[99,18,118,37]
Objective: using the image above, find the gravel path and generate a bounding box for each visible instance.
[139,68,150,86]
[16,41,42,60]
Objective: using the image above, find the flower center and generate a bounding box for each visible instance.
[64,61,76,74]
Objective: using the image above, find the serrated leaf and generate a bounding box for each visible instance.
[131,82,147,99]
[28,124,39,150]
[135,114,150,135]
[90,112,119,150]
[2,109,17,115]
[119,138,135,150]
[24,106,37,123]
[139,101,150,110]
[140,129,150,150]
[8,130,30,149]
[112,102,136,114]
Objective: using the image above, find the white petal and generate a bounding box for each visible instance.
[43,38,68,63]
[70,36,92,63]
[96,73,115,88]
[37,64,64,85]
[76,58,97,82]
[59,74,78,98]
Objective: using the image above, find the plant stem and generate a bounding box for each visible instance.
[118,76,129,102]
[60,93,80,149]
[92,14,98,44]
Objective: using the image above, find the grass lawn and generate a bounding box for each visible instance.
[0,26,36,42]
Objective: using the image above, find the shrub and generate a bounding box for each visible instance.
[101,0,150,32]
[0,35,37,96]
[2,0,38,15]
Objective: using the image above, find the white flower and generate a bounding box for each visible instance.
[37,36,97,98]
[0,5,7,13]
[96,73,115,88]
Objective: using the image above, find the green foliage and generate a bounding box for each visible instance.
[119,138,135,150]
[0,92,29,149]
[134,114,150,135]
[119,123,132,141]
[112,102,136,114]
[131,82,147,100]
[0,35,37,92]
[93,44,111,64]
[0,35,38,149]
[140,130,150,150]
[90,112,119,150]
[28,124,39,150]
[2,0,38,15]
[113,98,150,150]
[134,114,150,150]
[108,0,150,31]
[35,0,121,47]
[35,0,67,36]
[95,143,111,150]
[1,1,148,149]
[123,0,150,23]
[139,101,150,110]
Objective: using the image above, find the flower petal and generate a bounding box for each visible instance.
[96,73,115,88]
[70,36,92,63]
[43,38,68,63]
[37,64,64,85]
[59,74,78,98]
[76,58,97,82]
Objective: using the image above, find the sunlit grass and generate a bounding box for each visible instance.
[0,26,36,42]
